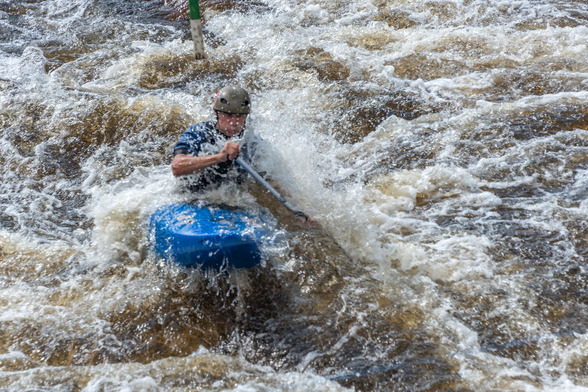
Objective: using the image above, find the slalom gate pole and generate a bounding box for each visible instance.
[189,0,206,59]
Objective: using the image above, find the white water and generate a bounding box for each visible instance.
[1,0,588,390]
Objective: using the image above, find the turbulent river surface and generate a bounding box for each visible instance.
[1,0,588,390]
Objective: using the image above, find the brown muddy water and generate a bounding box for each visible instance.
[1,0,588,391]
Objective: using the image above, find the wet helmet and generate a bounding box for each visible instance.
[212,86,251,114]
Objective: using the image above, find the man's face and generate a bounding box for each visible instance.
[216,111,247,137]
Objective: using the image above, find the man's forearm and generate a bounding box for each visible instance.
[171,153,225,177]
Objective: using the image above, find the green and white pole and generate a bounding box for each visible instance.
[189,0,206,59]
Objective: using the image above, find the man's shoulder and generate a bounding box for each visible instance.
[174,121,216,156]
[183,121,216,136]
[180,121,216,144]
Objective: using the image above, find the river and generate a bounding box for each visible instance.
[1,0,588,390]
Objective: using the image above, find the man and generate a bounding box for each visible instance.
[171,85,254,190]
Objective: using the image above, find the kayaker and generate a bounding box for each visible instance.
[171,85,256,190]
[171,85,320,227]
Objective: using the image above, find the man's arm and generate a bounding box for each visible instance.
[171,142,241,177]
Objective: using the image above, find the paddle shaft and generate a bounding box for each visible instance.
[236,157,354,262]
[235,157,309,221]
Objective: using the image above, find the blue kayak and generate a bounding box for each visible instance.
[149,203,269,269]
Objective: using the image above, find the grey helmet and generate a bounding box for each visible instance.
[212,86,251,114]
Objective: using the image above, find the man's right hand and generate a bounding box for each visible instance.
[171,142,241,177]
[220,141,241,162]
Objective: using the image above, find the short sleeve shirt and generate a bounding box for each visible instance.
[173,121,256,191]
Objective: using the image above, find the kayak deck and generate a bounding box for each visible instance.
[149,203,269,269]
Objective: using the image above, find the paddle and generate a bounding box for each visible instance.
[189,0,206,59]
[235,156,356,262]
[234,156,311,223]
[234,156,356,263]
